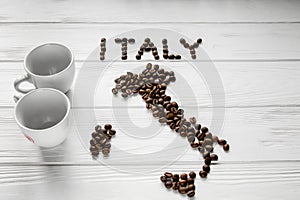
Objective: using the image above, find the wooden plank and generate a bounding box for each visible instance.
[0,0,300,23]
[2,61,300,107]
[1,107,300,164]
[0,24,300,61]
[0,162,299,199]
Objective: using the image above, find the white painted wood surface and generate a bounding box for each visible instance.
[0,0,300,199]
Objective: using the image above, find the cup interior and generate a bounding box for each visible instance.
[25,43,72,76]
[15,89,70,130]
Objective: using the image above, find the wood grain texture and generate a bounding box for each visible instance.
[0,0,300,199]
[1,61,299,107]
[0,0,300,23]
[1,107,300,164]
[0,24,300,61]
[0,162,299,200]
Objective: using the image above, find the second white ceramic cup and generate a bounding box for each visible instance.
[14,43,75,94]
[14,88,71,147]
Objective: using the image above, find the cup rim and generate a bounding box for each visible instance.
[24,42,74,77]
[14,88,71,132]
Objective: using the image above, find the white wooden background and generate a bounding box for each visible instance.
[0,0,300,199]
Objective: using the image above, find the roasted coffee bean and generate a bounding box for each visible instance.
[201,127,208,133]
[121,93,128,98]
[154,55,160,60]
[197,38,202,44]
[178,186,187,194]
[104,143,111,148]
[177,109,184,115]
[210,154,218,161]
[192,42,199,48]
[160,176,167,182]
[191,54,196,59]
[168,54,175,59]
[166,113,174,119]
[165,181,172,189]
[169,76,176,82]
[205,132,212,139]
[146,103,152,109]
[199,140,204,147]
[90,139,97,146]
[172,182,179,190]
[180,131,187,137]
[191,142,199,148]
[95,125,102,132]
[205,145,213,152]
[189,171,196,179]
[187,190,195,197]
[204,156,212,165]
[91,132,98,138]
[218,139,227,145]
[158,117,167,124]
[153,111,160,117]
[204,138,213,146]
[203,151,211,159]
[90,145,97,152]
[109,129,116,136]
[91,150,99,156]
[162,38,167,44]
[179,179,187,187]
[223,143,230,151]
[180,38,186,44]
[104,124,112,130]
[175,55,181,59]
[128,38,135,44]
[144,38,150,43]
[197,132,205,141]
[99,137,108,145]
[187,135,195,143]
[102,148,110,156]
[199,170,207,178]
[212,135,219,142]
[163,54,169,59]
[164,172,173,178]
[172,174,179,182]
[190,49,195,55]
[152,50,158,56]
[198,147,205,154]
[189,117,196,124]
[194,123,201,130]
[187,178,194,185]
[115,38,122,43]
[183,43,189,48]
[136,54,141,60]
[94,136,101,143]
[203,164,210,173]
[188,184,195,191]
[180,173,188,180]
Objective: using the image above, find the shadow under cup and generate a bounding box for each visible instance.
[15,89,71,147]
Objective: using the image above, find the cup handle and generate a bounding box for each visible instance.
[14,74,35,94]
[13,94,22,103]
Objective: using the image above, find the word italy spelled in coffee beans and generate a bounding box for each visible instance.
[89,124,116,157]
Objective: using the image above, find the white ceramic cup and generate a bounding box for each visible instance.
[14,88,71,147]
[14,43,75,94]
